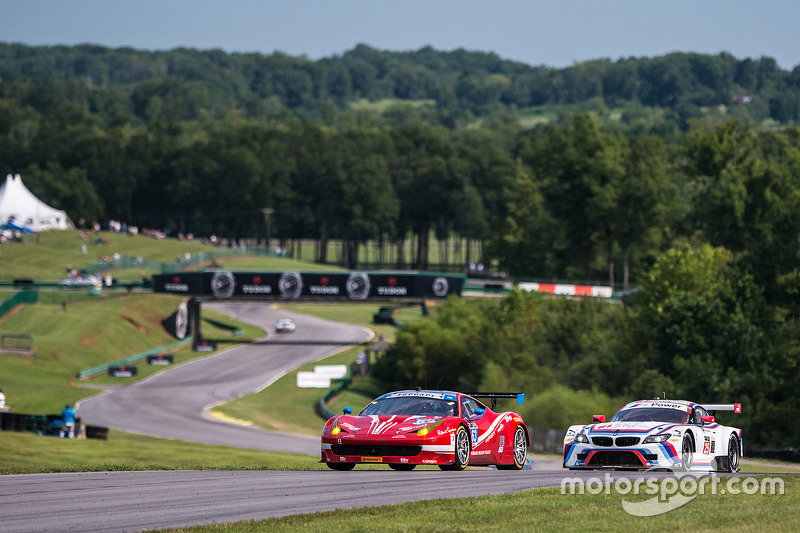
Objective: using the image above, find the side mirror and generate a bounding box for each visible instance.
[701,415,715,424]
[474,408,485,417]
[343,407,352,415]
[592,415,606,423]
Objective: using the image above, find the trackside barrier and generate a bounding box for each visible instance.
[518,282,613,298]
[202,317,243,336]
[75,337,193,379]
[315,362,377,420]
[0,290,38,319]
[0,411,108,439]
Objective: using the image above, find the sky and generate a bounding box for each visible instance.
[2,1,800,70]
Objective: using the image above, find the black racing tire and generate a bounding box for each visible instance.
[389,464,416,471]
[497,425,527,470]
[439,425,471,471]
[680,433,694,471]
[727,434,740,472]
[326,462,355,471]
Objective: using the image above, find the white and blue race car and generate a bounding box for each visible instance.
[563,399,742,472]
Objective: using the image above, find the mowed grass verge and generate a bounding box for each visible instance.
[0,430,324,474]
[154,475,799,533]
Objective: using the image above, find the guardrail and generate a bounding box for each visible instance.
[75,337,193,379]
[202,317,243,336]
[0,290,38,319]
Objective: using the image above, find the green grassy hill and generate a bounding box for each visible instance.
[0,229,336,283]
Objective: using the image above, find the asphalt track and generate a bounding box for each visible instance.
[77,303,373,455]
[0,303,733,532]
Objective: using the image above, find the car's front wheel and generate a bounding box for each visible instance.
[440,425,471,471]
[497,425,527,470]
[326,462,355,471]
[727,434,740,472]
[680,433,694,471]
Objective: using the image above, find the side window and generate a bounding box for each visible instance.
[693,407,709,425]
[461,397,480,420]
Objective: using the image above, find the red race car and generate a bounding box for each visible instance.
[321,389,529,471]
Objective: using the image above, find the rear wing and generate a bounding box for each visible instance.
[700,403,742,414]
[467,392,525,409]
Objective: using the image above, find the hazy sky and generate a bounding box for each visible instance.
[2,1,799,69]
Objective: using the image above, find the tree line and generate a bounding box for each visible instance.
[2,43,800,127]
[376,244,800,448]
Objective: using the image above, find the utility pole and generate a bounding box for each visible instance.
[261,208,274,254]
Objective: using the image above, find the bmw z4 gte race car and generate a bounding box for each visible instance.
[321,389,529,471]
[563,399,742,472]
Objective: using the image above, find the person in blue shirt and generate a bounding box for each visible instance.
[60,404,76,438]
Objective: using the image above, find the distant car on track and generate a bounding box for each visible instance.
[275,318,296,333]
[562,399,742,472]
[321,389,529,471]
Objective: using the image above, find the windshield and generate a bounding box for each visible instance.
[610,407,690,424]
[359,396,457,417]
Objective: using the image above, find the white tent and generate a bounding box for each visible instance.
[0,174,73,231]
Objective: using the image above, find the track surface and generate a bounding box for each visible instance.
[77,303,372,455]
[0,303,740,532]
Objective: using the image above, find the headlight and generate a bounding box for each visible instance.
[416,419,445,437]
[643,434,670,444]
[326,418,347,436]
[575,433,590,443]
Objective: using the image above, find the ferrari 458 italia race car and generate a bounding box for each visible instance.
[321,389,529,471]
[563,399,742,472]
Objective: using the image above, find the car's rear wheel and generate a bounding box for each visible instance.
[326,462,355,471]
[727,434,740,472]
[497,425,527,470]
[389,463,416,471]
[439,425,471,471]
[680,433,694,471]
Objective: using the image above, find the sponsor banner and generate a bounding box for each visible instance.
[296,371,331,388]
[314,365,348,379]
[146,354,174,365]
[518,281,612,298]
[152,273,207,295]
[161,301,192,340]
[108,366,138,377]
[193,340,217,352]
[153,271,465,300]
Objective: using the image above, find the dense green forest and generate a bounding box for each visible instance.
[2,43,799,447]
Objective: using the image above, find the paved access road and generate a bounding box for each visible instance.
[77,303,372,455]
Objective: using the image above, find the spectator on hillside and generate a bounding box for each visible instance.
[59,404,76,438]
[0,387,6,410]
